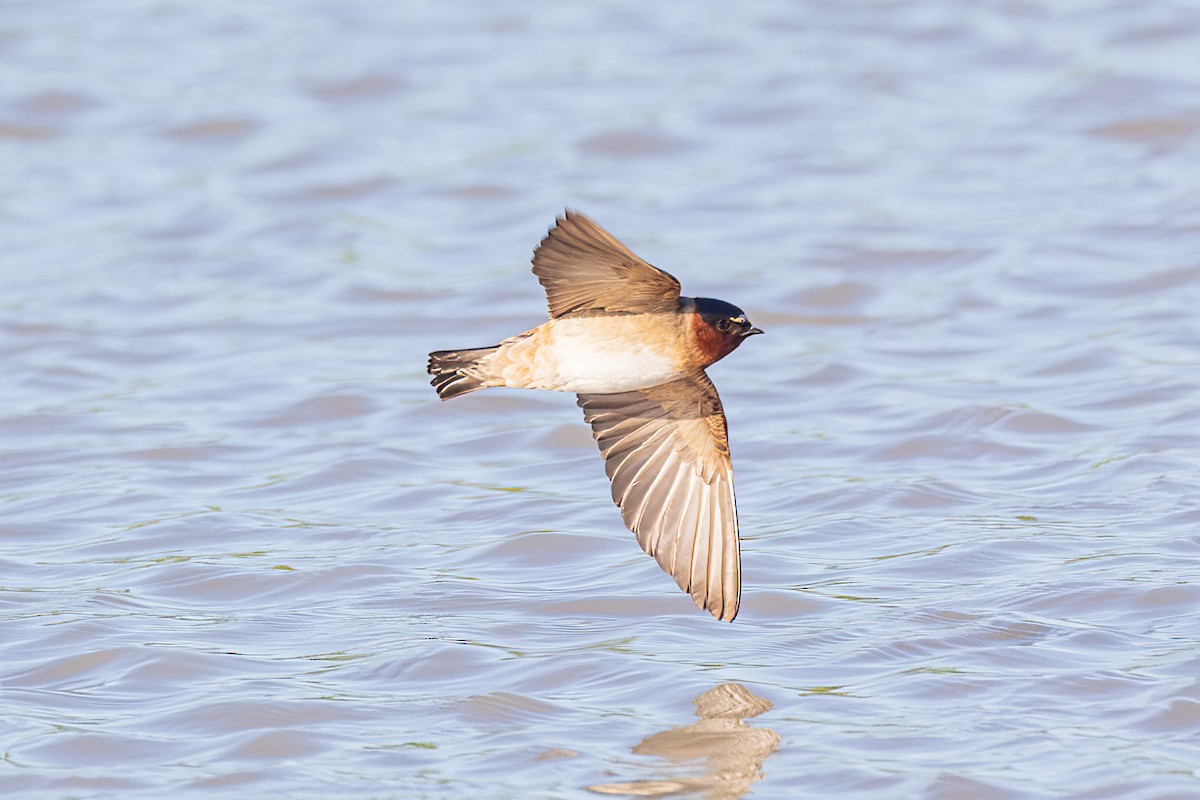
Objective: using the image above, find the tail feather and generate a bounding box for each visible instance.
[427,346,499,400]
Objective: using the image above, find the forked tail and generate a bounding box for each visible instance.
[427,346,499,400]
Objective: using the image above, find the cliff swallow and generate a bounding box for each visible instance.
[427,211,761,621]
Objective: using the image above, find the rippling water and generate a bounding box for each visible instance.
[4,2,1200,797]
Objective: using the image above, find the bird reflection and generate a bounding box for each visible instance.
[588,683,780,799]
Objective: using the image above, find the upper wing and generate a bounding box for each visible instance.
[532,210,682,318]
[576,372,741,621]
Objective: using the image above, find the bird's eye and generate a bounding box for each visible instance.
[716,318,732,332]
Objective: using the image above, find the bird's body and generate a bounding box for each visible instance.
[428,211,761,621]
[488,314,681,393]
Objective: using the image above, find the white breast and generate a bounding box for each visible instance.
[545,315,684,393]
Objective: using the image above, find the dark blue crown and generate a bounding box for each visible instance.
[693,297,747,324]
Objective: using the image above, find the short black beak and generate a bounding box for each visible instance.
[743,326,764,337]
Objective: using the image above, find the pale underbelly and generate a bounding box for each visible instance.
[496,315,688,394]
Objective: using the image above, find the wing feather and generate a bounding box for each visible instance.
[691,489,705,606]
[577,372,742,621]
[532,210,682,317]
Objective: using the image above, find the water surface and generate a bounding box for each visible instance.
[3,2,1200,798]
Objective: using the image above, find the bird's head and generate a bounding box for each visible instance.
[689,297,763,364]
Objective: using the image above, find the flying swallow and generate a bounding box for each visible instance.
[427,211,762,621]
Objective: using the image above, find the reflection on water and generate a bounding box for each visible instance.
[588,684,779,799]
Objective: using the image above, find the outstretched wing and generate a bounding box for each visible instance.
[532,210,682,317]
[576,372,741,621]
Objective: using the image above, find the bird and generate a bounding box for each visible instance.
[427,210,762,621]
